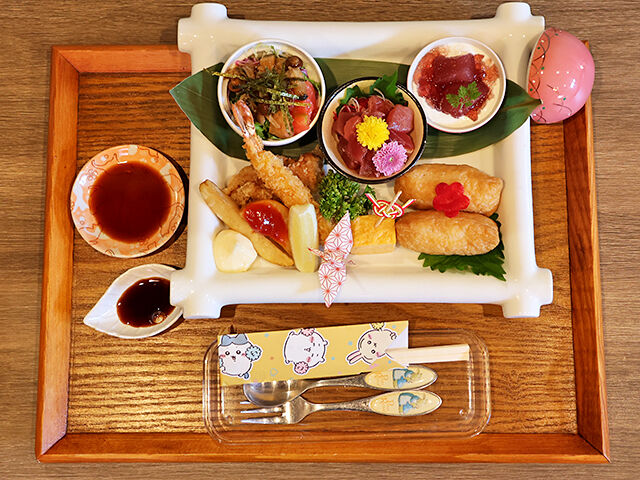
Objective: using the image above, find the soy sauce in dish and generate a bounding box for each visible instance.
[89,162,171,243]
[116,277,175,327]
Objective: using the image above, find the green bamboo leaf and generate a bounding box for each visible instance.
[170,58,538,161]
[315,58,410,90]
[421,80,540,158]
[170,63,245,158]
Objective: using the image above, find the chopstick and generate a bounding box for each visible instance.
[386,343,470,365]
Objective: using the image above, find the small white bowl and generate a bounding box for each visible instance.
[217,39,326,146]
[83,264,183,339]
[317,77,426,184]
[407,37,506,133]
[70,145,185,258]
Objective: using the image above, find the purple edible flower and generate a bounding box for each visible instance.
[372,141,408,176]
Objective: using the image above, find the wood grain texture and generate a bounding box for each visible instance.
[36,47,78,456]
[564,97,609,458]
[2,0,639,477]
[41,433,606,464]
[61,66,577,442]
[56,45,191,73]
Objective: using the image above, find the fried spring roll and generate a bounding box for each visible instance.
[396,210,499,256]
[395,164,504,216]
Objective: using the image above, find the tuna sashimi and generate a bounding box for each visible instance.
[389,130,414,154]
[332,91,415,178]
[415,50,496,121]
[342,136,367,170]
[432,53,476,84]
[364,95,394,118]
[359,150,378,177]
[337,138,356,171]
[386,104,414,133]
[332,109,358,137]
[343,115,362,140]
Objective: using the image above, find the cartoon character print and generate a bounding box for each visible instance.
[218,333,262,380]
[392,368,420,388]
[346,322,397,365]
[398,392,422,415]
[283,328,329,375]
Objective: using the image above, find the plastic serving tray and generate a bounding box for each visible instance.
[204,328,491,443]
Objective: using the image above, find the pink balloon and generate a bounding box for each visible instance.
[528,28,595,124]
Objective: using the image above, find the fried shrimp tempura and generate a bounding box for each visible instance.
[223,153,325,208]
[232,100,334,240]
[396,210,499,256]
[395,163,504,216]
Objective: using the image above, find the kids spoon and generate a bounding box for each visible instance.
[243,365,437,407]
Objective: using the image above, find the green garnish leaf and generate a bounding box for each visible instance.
[337,85,367,113]
[446,81,481,109]
[417,213,506,281]
[465,82,480,103]
[318,171,375,222]
[254,119,281,141]
[254,119,268,140]
[369,71,407,106]
[337,71,406,113]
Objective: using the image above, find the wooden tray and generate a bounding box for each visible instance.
[36,45,609,463]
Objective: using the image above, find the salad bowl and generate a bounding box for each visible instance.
[217,38,326,146]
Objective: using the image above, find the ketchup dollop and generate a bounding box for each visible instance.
[414,50,498,121]
[242,201,288,244]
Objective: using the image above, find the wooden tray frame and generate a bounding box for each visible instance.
[36,45,609,463]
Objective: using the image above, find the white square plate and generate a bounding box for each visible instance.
[170,2,553,319]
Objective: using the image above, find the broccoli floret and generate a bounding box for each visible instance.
[318,171,375,222]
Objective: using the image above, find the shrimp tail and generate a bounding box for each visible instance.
[231,100,263,158]
[231,100,255,136]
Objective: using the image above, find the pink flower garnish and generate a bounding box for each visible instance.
[372,141,407,176]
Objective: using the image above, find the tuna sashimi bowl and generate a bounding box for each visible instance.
[317,74,427,184]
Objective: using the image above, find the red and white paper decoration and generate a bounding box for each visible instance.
[309,212,353,307]
[365,192,415,223]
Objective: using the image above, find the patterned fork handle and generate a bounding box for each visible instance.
[241,390,442,425]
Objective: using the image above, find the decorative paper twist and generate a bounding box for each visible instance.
[365,192,415,223]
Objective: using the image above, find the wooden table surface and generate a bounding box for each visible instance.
[1,0,638,477]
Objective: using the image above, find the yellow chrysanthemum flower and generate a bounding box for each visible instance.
[356,115,390,151]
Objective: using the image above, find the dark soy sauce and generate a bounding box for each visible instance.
[116,277,175,327]
[89,162,171,243]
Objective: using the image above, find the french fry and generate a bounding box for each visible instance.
[199,180,293,267]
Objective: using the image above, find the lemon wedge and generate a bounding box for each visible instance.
[213,229,257,273]
[289,204,319,273]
